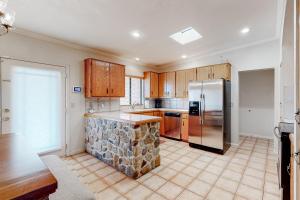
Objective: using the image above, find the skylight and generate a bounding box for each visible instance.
[170,27,202,45]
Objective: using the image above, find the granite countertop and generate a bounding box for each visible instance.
[124,108,189,114]
[84,112,161,125]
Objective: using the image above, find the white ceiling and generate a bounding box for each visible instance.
[8,0,280,66]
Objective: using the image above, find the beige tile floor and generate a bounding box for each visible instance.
[62,136,280,200]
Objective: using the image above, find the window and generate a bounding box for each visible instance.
[120,76,143,105]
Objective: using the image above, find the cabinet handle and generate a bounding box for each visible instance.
[183,121,184,126]
[213,73,215,79]
[106,88,108,94]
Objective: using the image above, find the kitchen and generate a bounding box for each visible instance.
[0,0,298,200]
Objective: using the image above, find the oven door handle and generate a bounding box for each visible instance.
[273,126,281,139]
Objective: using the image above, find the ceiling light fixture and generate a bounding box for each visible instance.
[135,57,140,61]
[131,31,141,38]
[170,27,202,45]
[0,0,15,36]
[181,55,187,59]
[240,27,250,34]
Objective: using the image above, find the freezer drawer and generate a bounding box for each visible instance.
[188,115,202,145]
[201,111,224,149]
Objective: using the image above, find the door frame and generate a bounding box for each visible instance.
[0,57,70,156]
[294,0,300,199]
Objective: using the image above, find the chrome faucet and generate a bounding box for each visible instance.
[130,102,138,110]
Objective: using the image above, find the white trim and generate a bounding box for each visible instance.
[0,57,69,156]
[65,65,71,156]
[230,143,240,147]
[239,133,274,140]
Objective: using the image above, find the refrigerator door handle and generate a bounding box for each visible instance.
[202,94,205,124]
[200,94,204,124]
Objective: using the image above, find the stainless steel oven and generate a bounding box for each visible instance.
[164,112,181,140]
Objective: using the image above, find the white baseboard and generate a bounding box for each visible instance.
[68,148,86,156]
[230,143,240,147]
[240,133,274,140]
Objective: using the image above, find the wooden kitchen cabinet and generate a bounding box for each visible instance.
[176,68,197,98]
[159,72,176,98]
[84,58,125,97]
[176,70,186,98]
[197,66,212,81]
[213,63,231,80]
[166,72,176,98]
[181,114,189,142]
[142,111,154,116]
[109,63,125,96]
[159,112,165,136]
[144,72,159,98]
[158,73,167,97]
[197,63,231,81]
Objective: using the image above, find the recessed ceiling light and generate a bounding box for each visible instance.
[170,27,202,45]
[131,31,141,38]
[181,55,187,59]
[135,57,140,61]
[241,27,250,34]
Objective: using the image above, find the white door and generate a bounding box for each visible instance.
[0,58,66,154]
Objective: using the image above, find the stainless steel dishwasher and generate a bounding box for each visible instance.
[164,112,181,140]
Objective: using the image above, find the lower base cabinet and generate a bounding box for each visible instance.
[181,114,189,141]
[139,111,189,141]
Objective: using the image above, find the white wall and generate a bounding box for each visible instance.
[0,32,155,155]
[159,39,281,145]
[239,69,275,138]
[280,0,295,123]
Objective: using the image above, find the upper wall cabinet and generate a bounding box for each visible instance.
[158,72,175,98]
[144,72,159,98]
[176,68,196,98]
[197,63,231,81]
[158,73,167,98]
[84,58,125,97]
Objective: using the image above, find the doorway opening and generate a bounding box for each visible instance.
[0,58,66,154]
[238,68,275,139]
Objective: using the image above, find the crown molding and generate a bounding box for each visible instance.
[12,28,157,69]
[157,37,280,69]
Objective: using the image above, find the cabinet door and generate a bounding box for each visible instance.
[181,114,189,141]
[142,112,154,116]
[212,64,231,80]
[160,112,165,135]
[158,73,167,97]
[166,71,176,98]
[176,70,186,98]
[144,72,158,98]
[153,111,160,116]
[91,60,110,97]
[185,68,197,97]
[109,63,125,97]
[151,72,159,98]
[197,66,211,81]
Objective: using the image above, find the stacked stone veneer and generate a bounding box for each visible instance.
[85,117,160,179]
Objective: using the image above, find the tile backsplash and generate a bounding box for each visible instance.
[86,98,189,113]
[145,98,189,110]
[85,98,121,113]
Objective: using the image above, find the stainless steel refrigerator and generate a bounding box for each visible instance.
[188,79,231,154]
